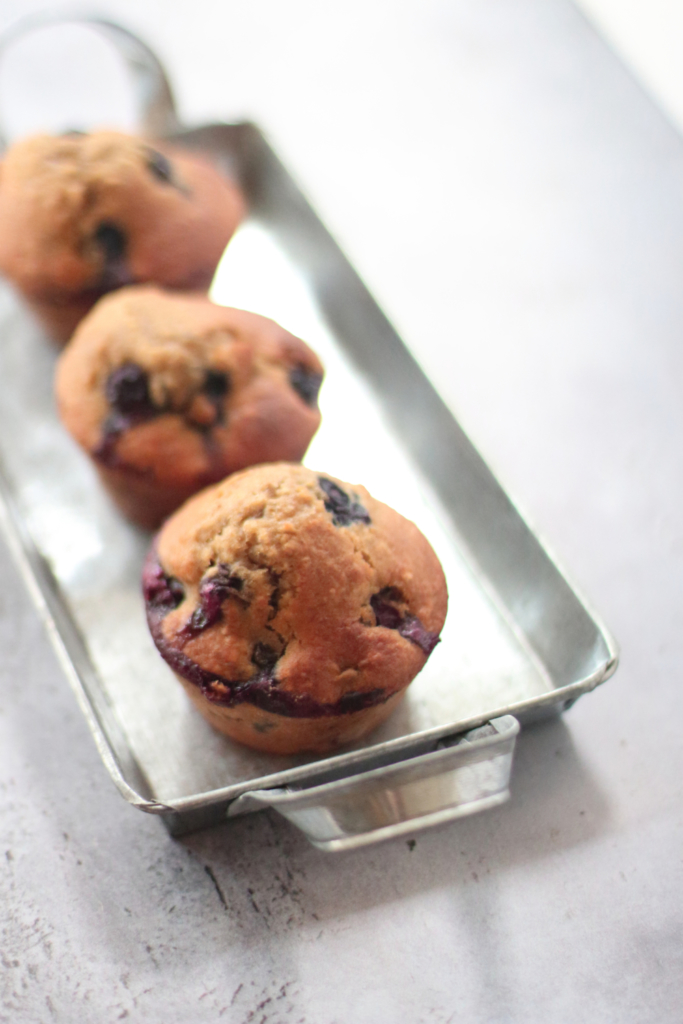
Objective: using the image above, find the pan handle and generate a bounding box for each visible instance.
[228,715,520,852]
[0,12,180,148]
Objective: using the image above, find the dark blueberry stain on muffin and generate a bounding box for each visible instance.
[370,587,440,655]
[146,149,175,184]
[186,379,229,439]
[143,552,391,717]
[183,564,245,636]
[337,689,387,713]
[94,221,126,260]
[289,364,323,408]
[397,617,441,655]
[370,587,404,629]
[142,555,185,615]
[203,369,230,399]
[251,719,277,734]
[106,363,153,416]
[267,570,282,619]
[251,642,279,672]
[93,221,134,288]
[200,369,230,426]
[92,417,125,467]
[93,363,158,466]
[318,478,371,527]
[146,148,191,196]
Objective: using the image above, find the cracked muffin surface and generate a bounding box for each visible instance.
[0,129,245,341]
[55,286,324,529]
[143,462,448,754]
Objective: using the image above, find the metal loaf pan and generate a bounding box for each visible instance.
[0,17,617,851]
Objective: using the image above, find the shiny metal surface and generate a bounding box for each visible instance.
[228,717,519,851]
[0,13,180,146]
[0,17,617,847]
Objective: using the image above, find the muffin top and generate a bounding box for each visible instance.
[55,285,324,491]
[0,130,245,299]
[144,463,448,714]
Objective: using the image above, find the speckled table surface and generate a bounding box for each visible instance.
[0,2,681,1022]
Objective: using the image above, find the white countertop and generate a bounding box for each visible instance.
[0,2,681,1022]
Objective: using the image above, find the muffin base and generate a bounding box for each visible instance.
[175,673,406,755]
[95,464,209,530]
[25,291,108,346]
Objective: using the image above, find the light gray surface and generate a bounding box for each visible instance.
[0,1,681,1022]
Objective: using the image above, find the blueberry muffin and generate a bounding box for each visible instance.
[55,286,324,529]
[0,129,245,342]
[142,463,448,755]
